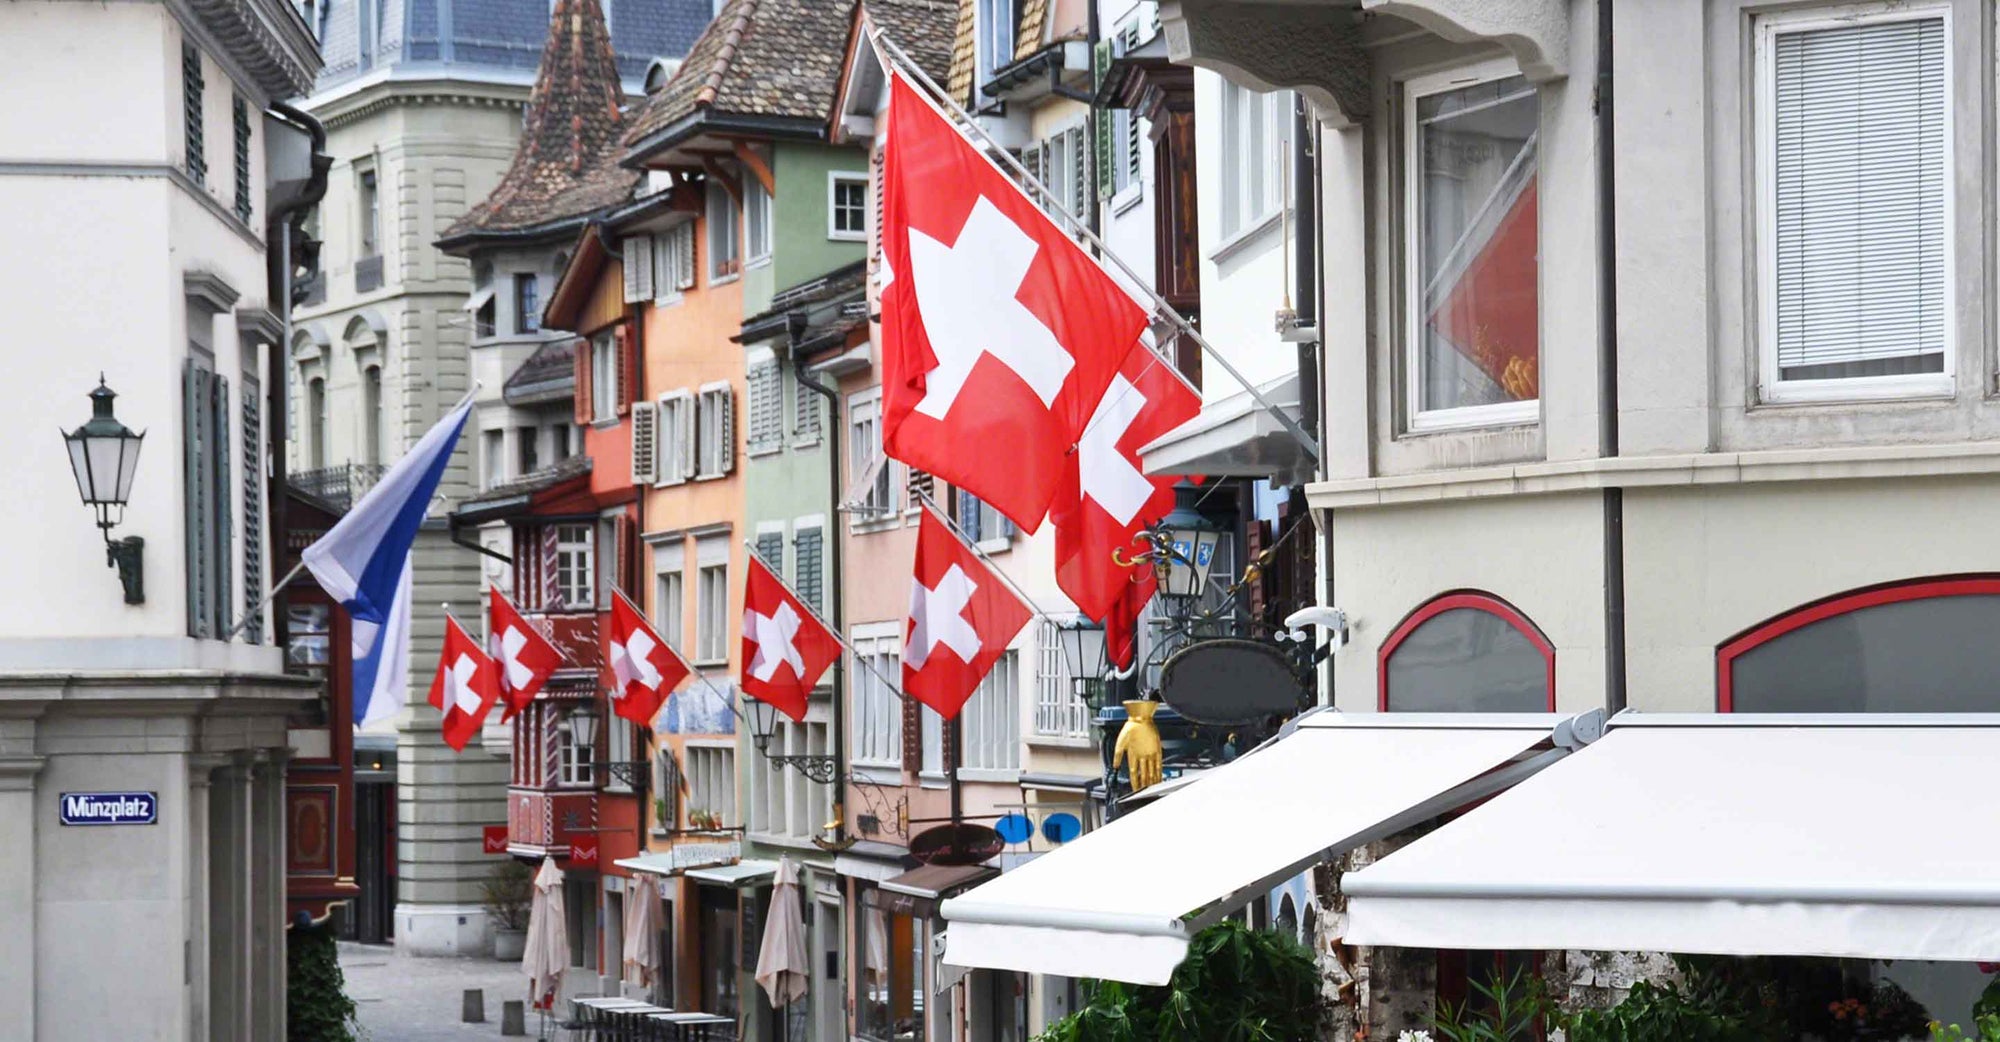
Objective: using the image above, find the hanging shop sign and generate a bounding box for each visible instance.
[910,822,1005,867]
[60,791,158,826]
[1158,639,1302,725]
[482,825,508,854]
[569,836,600,867]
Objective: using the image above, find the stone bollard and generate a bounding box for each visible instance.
[463,988,486,1023]
[501,1000,526,1036]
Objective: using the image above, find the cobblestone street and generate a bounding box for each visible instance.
[341,942,545,1042]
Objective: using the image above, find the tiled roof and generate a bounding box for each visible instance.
[943,0,975,106]
[1013,0,1048,61]
[623,0,860,155]
[458,454,593,513]
[437,0,639,245]
[865,0,956,84]
[503,339,577,405]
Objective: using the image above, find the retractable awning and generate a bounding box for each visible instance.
[1344,715,2000,961]
[939,713,1590,984]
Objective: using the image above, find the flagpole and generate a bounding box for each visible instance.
[868,30,1320,462]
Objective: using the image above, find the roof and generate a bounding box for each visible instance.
[945,0,1066,106]
[502,339,577,405]
[881,862,996,900]
[737,259,869,337]
[622,0,860,160]
[436,0,640,247]
[454,454,593,520]
[865,0,956,84]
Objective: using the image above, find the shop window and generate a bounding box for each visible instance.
[860,893,927,1042]
[1718,576,2000,712]
[1379,592,1553,712]
[699,887,740,1016]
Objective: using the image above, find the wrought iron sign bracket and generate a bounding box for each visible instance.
[768,753,839,785]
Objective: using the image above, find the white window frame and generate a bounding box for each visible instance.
[829,172,869,242]
[1218,83,1290,246]
[590,330,617,423]
[1753,2,1955,404]
[553,522,595,608]
[1111,106,1143,213]
[655,566,685,655]
[695,381,734,479]
[959,650,1021,780]
[656,390,695,486]
[979,0,1016,83]
[1032,617,1092,741]
[850,626,902,771]
[745,178,773,266]
[556,707,597,788]
[846,388,900,531]
[693,533,729,666]
[707,182,741,283]
[653,224,696,303]
[685,742,736,827]
[1401,58,1542,433]
[605,715,635,793]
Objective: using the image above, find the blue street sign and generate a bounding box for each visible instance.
[59,791,158,826]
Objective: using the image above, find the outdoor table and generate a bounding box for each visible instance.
[648,1010,735,1042]
[575,997,661,1042]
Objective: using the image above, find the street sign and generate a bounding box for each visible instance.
[910,822,1004,866]
[59,791,158,826]
[1159,638,1303,725]
[482,825,508,854]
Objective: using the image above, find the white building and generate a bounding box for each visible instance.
[0,0,324,1035]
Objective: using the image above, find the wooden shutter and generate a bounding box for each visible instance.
[901,696,921,773]
[573,337,593,426]
[906,467,934,505]
[676,393,697,480]
[615,325,634,416]
[623,236,654,303]
[239,376,262,643]
[793,527,823,614]
[715,386,735,474]
[1068,126,1090,221]
[210,372,232,638]
[870,145,887,268]
[183,361,211,638]
[617,511,639,597]
[755,532,784,572]
[675,227,696,290]
[630,400,658,484]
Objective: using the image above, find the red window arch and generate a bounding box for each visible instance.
[1716,575,2000,712]
[1378,591,1556,712]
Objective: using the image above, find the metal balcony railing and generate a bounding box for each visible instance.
[291,462,386,511]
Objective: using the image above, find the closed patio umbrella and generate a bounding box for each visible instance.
[755,857,810,1008]
[523,857,569,1010]
[623,874,662,989]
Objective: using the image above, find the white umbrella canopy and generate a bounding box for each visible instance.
[524,857,569,1010]
[755,857,811,1008]
[623,874,663,990]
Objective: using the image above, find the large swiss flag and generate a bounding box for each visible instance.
[741,555,841,724]
[879,72,1149,532]
[487,586,561,722]
[1050,342,1200,624]
[428,615,500,752]
[605,589,690,726]
[904,505,1033,721]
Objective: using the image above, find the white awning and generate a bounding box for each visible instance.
[1344,715,2000,961]
[939,713,1582,985]
[686,859,780,888]
[1139,372,1304,481]
[462,284,496,313]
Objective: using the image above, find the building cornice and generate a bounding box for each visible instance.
[169,0,321,98]
[306,72,536,130]
[1307,442,2000,511]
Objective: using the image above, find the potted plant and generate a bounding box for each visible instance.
[483,859,534,961]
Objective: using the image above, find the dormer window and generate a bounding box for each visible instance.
[980,0,1016,80]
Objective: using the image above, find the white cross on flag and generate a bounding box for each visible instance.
[426,615,500,751]
[879,72,1150,532]
[1050,341,1201,624]
[904,504,1032,721]
[487,586,562,722]
[741,555,841,724]
[606,589,690,726]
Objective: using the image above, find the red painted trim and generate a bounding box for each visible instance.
[1378,591,1557,712]
[1715,575,2000,711]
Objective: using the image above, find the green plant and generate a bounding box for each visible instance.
[287,920,359,1042]
[481,858,534,931]
[1929,1015,2000,1041]
[1559,980,1771,1042]
[1034,920,1323,1042]
[1427,969,1550,1042]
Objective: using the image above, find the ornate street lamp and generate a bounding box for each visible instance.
[63,376,147,604]
[567,700,599,753]
[745,695,837,784]
[1153,499,1226,601]
[1053,617,1109,711]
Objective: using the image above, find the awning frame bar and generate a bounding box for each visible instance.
[1338,879,2000,905]
[1610,712,2000,728]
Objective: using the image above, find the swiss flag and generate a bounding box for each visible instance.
[487,586,562,722]
[879,72,1149,532]
[904,505,1033,720]
[1105,565,1154,671]
[741,555,841,724]
[427,615,501,751]
[605,589,689,726]
[1050,342,1200,624]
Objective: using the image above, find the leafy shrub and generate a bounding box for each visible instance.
[1035,921,1324,1042]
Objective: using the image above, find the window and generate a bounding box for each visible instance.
[1219,83,1289,240]
[956,488,1014,547]
[606,717,635,792]
[1112,108,1141,199]
[1719,577,2000,712]
[793,376,823,445]
[552,523,595,610]
[830,174,869,241]
[591,331,617,421]
[979,0,1015,79]
[482,429,504,488]
[653,746,682,830]
[476,296,496,338]
[1757,6,1950,400]
[1379,592,1553,712]
[358,168,380,258]
[792,525,823,615]
[745,180,773,264]
[708,182,740,280]
[852,636,902,768]
[232,95,252,222]
[1034,619,1090,738]
[556,707,596,786]
[362,365,383,465]
[1038,126,1091,223]
[516,424,538,476]
[747,356,783,454]
[514,273,540,334]
[182,358,233,639]
[860,895,928,1042]
[183,44,206,184]
[1404,65,1539,429]
[658,391,694,484]
[654,224,696,297]
[849,392,898,522]
[920,703,943,777]
[694,537,728,664]
[750,718,832,839]
[307,376,328,469]
[686,745,736,826]
[655,569,685,654]
[961,651,1020,773]
[696,383,735,477]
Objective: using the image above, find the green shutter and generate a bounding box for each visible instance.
[240,376,262,643]
[183,361,211,637]
[211,372,232,638]
[1095,110,1115,201]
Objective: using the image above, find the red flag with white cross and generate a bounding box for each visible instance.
[605,589,690,726]
[878,71,1150,532]
[741,554,841,724]
[903,504,1033,720]
[1050,341,1200,624]
[428,615,501,751]
[487,586,562,722]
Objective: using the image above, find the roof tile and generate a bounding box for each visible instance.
[624,0,860,154]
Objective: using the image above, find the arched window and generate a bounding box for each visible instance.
[306,376,327,469]
[1718,576,2000,712]
[1380,592,1554,712]
[361,364,382,465]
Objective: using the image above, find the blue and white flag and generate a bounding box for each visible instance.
[303,396,473,727]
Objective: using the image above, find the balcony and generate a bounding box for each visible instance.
[506,787,597,862]
[354,254,384,294]
[526,610,604,674]
[291,462,385,512]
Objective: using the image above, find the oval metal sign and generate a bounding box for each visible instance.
[910,822,1004,867]
[1158,638,1303,725]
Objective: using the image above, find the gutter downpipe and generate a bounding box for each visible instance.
[792,317,849,849]
[266,100,331,650]
[1595,0,1627,716]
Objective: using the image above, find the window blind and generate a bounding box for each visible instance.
[1771,15,1947,381]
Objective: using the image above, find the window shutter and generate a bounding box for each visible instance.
[676,394,697,480]
[210,372,232,638]
[614,325,634,416]
[906,467,934,505]
[793,527,823,614]
[793,379,821,441]
[573,337,593,426]
[623,236,654,303]
[630,401,658,484]
[1068,127,1090,221]
[901,695,921,772]
[239,377,262,643]
[1095,112,1114,201]
[675,227,696,290]
[755,532,784,572]
[716,387,736,474]
[183,361,210,638]
[956,487,981,543]
[870,146,887,268]
[617,511,639,598]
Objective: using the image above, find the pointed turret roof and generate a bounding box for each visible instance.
[437,0,641,249]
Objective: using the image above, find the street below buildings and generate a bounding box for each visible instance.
[341,942,540,1042]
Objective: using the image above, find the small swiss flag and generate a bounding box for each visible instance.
[605,589,689,726]
[904,504,1033,720]
[428,615,501,751]
[487,586,562,722]
[879,72,1150,532]
[741,555,841,724]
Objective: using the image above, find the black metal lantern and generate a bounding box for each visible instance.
[746,694,837,783]
[567,700,600,751]
[62,376,147,604]
[1053,617,1109,710]
[1154,499,1225,601]
[744,694,780,754]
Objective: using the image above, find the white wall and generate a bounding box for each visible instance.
[1191,69,1297,405]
